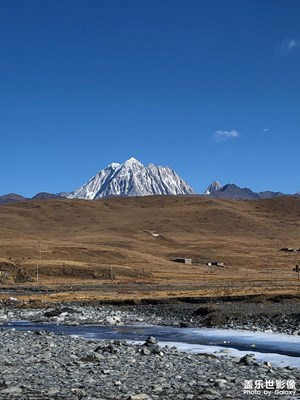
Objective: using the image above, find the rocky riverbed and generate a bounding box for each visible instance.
[128,297,300,335]
[0,329,299,400]
[0,295,300,399]
[1,295,300,335]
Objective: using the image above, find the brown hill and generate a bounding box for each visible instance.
[0,196,299,291]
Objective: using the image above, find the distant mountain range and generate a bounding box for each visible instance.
[0,192,64,204]
[0,193,27,204]
[203,181,288,200]
[0,158,299,203]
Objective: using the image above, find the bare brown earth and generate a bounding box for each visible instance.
[0,195,299,302]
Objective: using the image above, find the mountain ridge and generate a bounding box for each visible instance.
[0,157,299,201]
[64,157,195,199]
[205,182,288,200]
[0,192,64,204]
[0,193,27,204]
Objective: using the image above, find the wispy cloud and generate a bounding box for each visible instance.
[213,129,239,143]
[262,128,269,133]
[288,40,298,49]
[279,37,300,55]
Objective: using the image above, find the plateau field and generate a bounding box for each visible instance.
[0,195,299,302]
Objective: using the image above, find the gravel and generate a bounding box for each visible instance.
[0,296,300,399]
[1,296,300,335]
[0,329,299,400]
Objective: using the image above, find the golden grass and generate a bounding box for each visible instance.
[0,195,299,299]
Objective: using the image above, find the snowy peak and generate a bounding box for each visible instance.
[204,181,222,195]
[124,157,143,166]
[65,158,195,199]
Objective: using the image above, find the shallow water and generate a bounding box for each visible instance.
[2,321,300,368]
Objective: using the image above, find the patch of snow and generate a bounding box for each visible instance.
[204,181,222,195]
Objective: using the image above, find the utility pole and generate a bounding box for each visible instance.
[37,241,41,283]
[293,265,299,286]
[36,260,39,283]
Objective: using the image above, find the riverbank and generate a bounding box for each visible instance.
[1,294,300,335]
[0,329,299,400]
[1,295,300,399]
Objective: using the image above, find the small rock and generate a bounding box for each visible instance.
[101,369,111,374]
[0,386,23,395]
[152,385,163,392]
[145,336,158,345]
[7,297,19,302]
[71,388,85,397]
[263,361,272,368]
[202,388,220,396]
[129,394,152,400]
[44,388,61,395]
[106,316,121,325]
[239,354,257,366]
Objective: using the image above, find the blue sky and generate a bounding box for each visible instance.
[1,0,299,196]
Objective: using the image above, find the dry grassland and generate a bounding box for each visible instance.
[0,195,299,301]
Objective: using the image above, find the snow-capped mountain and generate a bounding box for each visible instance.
[64,157,195,199]
[204,181,222,195]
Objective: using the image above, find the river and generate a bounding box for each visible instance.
[2,321,300,368]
